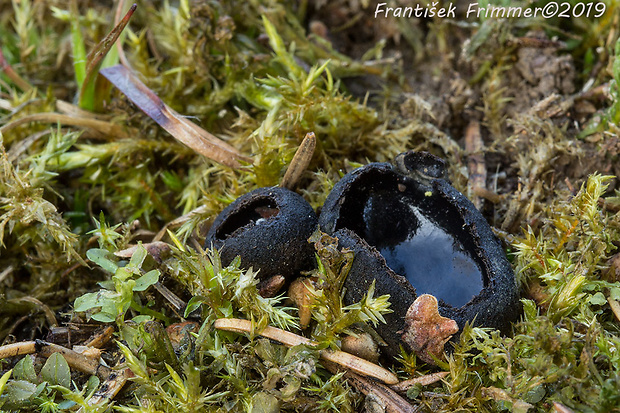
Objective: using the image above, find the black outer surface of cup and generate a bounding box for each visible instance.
[206,187,318,281]
[318,152,521,358]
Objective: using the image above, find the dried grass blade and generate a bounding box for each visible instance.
[0,112,128,138]
[114,0,132,68]
[390,371,449,392]
[100,65,251,168]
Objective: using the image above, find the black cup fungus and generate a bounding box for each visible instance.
[319,151,521,358]
[205,187,318,281]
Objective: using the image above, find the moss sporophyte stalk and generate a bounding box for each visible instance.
[0,0,619,411]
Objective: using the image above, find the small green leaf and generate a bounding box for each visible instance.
[40,353,71,388]
[0,369,12,397]
[524,384,546,404]
[57,399,77,409]
[87,249,119,273]
[13,357,37,383]
[84,375,100,399]
[3,380,38,403]
[128,244,147,270]
[251,391,280,413]
[131,315,152,324]
[590,292,607,306]
[98,280,115,290]
[133,269,159,292]
[74,292,100,312]
[91,312,116,323]
[610,287,620,302]
[74,290,117,312]
[184,296,206,317]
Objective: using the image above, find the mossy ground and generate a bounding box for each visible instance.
[0,0,619,412]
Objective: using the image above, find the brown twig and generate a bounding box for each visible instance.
[464,120,486,209]
[0,341,36,358]
[214,317,399,385]
[322,360,418,413]
[281,132,316,190]
[84,326,116,348]
[0,340,112,379]
[390,371,450,392]
[80,363,131,410]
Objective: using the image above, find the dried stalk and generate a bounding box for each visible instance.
[84,326,116,348]
[464,120,485,209]
[0,341,36,359]
[281,131,316,190]
[0,340,111,379]
[608,298,620,324]
[322,360,418,413]
[81,365,131,410]
[13,297,58,327]
[214,317,399,385]
[390,371,449,392]
[0,112,129,138]
[114,0,131,68]
[0,47,33,92]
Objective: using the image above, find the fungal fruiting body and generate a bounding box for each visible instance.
[206,151,520,362]
[319,151,521,359]
[205,186,318,281]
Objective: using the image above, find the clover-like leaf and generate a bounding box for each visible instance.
[13,357,37,384]
[40,353,71,388]
[86,248,119,273]
[133,269,160,292]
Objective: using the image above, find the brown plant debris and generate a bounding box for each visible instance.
[100,64,251,168]
[281,131,317,190]
[400,294,459,365]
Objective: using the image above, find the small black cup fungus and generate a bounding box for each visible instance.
[205,187,318,281]
[319,151,521,358]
